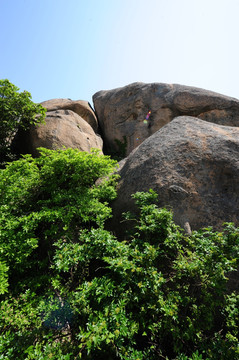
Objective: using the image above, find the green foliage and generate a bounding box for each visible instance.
[0,261,8,294]
[112,136,128,160]
[0,148,118,289]
[0,148,238,360]
[0,79,46,165]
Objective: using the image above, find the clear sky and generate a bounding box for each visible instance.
[1,0,238,106]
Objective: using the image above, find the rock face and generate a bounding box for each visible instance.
[41,98,98,132]
[13,109,103,157]
[13,98,102,157]
[93,82,239,156]
[111,116,239,234]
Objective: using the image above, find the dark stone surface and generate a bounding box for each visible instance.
[111,116,239,234]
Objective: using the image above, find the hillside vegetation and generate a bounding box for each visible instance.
[0,148,238,360]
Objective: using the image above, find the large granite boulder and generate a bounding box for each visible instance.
[111,116,239,234]
[93,82,239,156]
[13,109,103,157]
[41,98,98,132]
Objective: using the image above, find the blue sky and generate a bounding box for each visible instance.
[1,0,239,106]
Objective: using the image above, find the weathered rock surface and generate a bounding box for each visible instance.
[111,116,239,234]
[93,82,239,156]
[13,109,103,157]
[41,98,98,132]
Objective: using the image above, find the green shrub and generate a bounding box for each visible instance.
[0,148,118,291]
[0,79,46,165]
[0,150,238,359]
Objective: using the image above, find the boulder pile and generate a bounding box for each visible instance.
[93,82,239,156]
[13,82,239,231]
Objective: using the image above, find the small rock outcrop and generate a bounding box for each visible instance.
[13,99,102,156]
[93,82,239,156]
[40,98,98,132]
[111,116,239,234]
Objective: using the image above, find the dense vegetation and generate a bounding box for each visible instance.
[0,148,238,360]
[0,79,46,165]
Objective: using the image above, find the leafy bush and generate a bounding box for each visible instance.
[0,150,238,359]
[0,148,118,292]
[0,79,46,165]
